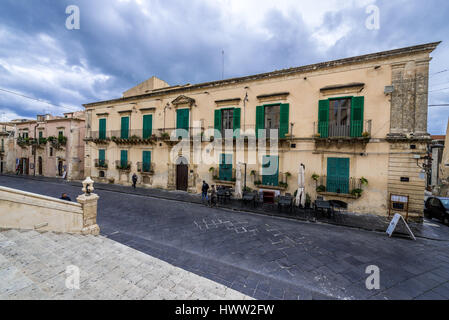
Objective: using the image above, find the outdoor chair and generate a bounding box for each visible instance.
[242,191,257,208]
[278,195,293,213]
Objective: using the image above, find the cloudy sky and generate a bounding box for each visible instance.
[0,0,448,134]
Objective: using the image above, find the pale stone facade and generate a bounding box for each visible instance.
[0,123,15,174]
[9,112,85,180]
[84,42,440,222]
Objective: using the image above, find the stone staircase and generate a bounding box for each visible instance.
[0,229,251,300]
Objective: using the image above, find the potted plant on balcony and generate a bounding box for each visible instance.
[316,185,326,192]
[161,132,170,140]
[362,132,371,139]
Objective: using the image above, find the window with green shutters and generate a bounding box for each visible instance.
[262,155,279,186]
[142,151,151,172]
[39,131,43,139]
[326,158,350,194]
[120,150,128,169]
[142,114,153,139]
[351,97,364,137]
[318,99,330,138]
[318,97,364,138]
[219,154,233,181]
[279,104,289,138]
[121,117,129,139]
[214,108,241,138]
[99,118,106,140]
[176,109,189,131]
[214,109,222,136]
[256,105,265,138]
[99,149,105,167]
[233,108,241,138]
[58,131,63,139]
[256,104,289,139]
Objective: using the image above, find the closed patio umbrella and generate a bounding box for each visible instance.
[295,164,305,207]
[235,162,243,199]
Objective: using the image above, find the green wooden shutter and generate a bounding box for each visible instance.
[219,154,233,181]
[142,151,152,172]
[233,108,241,138]
[351,97,364,137]
[256,106,265,138]
[39,131,43,139]
[99,119,106,140]
[99,149,105,167]
[121,117,129,139]
[143,114,153,139]
[327,158,349,194]
[120,150,128,168]
[177,109,189,131]
[214,109,222,136]
[318,100,329,138]
[279,103,289,138]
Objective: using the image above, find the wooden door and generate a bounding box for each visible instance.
[176,164,188,191]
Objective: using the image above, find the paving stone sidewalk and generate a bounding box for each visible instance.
[0,229,251,300]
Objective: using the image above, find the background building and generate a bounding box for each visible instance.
[84,42,440,222]
[12,112,85,180]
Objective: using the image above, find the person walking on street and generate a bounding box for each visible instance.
[201,180,209,204]
[132,173,138,189]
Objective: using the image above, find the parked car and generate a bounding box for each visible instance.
[424,197,449,225]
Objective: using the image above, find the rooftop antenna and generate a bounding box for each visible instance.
[222,49,225,80]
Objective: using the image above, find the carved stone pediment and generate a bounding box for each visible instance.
[172,95,196,108]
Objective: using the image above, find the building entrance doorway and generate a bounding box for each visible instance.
[38,157,43,175]
[176,157,188,191]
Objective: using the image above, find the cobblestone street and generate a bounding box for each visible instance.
[2,175,449,300]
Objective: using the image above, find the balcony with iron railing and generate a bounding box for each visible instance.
[314,175,365,198]
[94,159,109,169]
[115,160,132,172]
[209,167,236,185]
[251,171,291,190]
[137,162,155,175]
[313,120,372,141]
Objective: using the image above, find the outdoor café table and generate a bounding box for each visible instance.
[278,195,293,213]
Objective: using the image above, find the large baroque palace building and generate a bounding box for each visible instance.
[83,42,440,222]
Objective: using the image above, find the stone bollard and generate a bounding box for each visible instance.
[77,177,100,235]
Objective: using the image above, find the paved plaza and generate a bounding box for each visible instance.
[1,175,449,300]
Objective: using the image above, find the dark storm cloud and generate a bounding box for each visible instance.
[0,0,448,133]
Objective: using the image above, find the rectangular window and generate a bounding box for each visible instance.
[50,147,53,157]
[121,117,129,139]
[142,151,152,172]
[329,98,351,137]
[221,109,234,133]
[39,131,43,139]
[265,105,280,130]
[58,131,64,139]
[99,118,107,140]
[142,115,153,139]
[256,104,289,139]
[326,158,350,194]
[219,154,233,181]
[318,97,364,138]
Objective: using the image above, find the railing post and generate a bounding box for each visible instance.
[77,177,100,235]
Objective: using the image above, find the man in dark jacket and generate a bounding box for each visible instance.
[60,193,71,201]
[132,173,138,189]
[201,181,209,204]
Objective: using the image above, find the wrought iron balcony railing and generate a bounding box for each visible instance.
[315,175,363,196]
[137,162,155,174]
[115,160,132,171]
[94,159,109,169]
[313,120,372,139]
